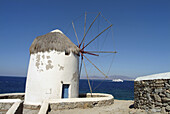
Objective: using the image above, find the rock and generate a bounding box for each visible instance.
[162,97,170,102]
[165,83,170,88]
[166,90,170,93]
[139,93,142,97]
[161,107,166,113]
[153,94,161,102]
[168,80,170,84]
[153,83,164,87]
[150,107,161,112]
[155,80,164,84]
[141,81,145,85]
[143,94,147,97]
[159,93,165,97]
[165,106,170,111]
[165,93,170,98]
[146,93,152,102]
[83,103,88,109]
[144,88,151,92]
[155,102,162,106]
[162,103,168,107]
[168,102,170,105]
[154,88,162,93]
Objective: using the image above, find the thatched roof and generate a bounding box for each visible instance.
[30,29,80,55]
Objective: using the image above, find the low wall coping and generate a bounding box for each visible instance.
[48,93,113,103]
[135,72,170,81]
[0,99,21,103]
[38,101,49,114]
[6,100,23,114]
[0,93,113,106]
[0,93,25,97]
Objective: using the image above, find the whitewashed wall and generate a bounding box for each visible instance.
[24,50,79,105]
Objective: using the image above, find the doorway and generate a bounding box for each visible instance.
[62,84,70,98]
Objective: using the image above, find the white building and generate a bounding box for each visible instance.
[24,29,80,105]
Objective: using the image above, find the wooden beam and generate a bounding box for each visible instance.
[87,51,117,53]
[72,21,80,45]
[80,12,100,46]
[83,24,112,49]
[83,55,108,78]
[83,59,93,96]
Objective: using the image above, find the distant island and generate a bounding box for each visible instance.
[80,75,135,81]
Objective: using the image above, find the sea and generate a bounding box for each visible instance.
[0,76,134,100]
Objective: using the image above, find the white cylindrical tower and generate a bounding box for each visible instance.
[24,29,80,105]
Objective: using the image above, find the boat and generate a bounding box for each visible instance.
[112,79,123,82]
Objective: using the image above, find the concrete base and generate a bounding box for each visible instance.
[0,93,114,114]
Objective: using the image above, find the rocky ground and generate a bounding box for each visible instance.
[48,100,169,114]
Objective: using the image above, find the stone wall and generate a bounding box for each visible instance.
[23,104,40,114]
[50,99,114,110]
[79,93,108,98]
[134,79,170,113]
[0,93,114,113]
[0,93,24,100]
[49,93,114,111]
[0,93,24,114]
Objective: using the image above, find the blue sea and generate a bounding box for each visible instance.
[0,76,134,100]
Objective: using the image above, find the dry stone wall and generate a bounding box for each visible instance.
[134,79,170,113]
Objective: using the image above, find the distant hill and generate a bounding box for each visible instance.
[80,75,135,81]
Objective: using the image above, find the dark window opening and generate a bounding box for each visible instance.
[62,84,70,98]
[65,51,70,56]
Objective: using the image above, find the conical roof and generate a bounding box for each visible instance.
[29,29,80,55]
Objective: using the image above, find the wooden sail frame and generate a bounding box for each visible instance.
[72,12,117,95]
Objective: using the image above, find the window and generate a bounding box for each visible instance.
[62,84,70,98]
[65,51,70,56]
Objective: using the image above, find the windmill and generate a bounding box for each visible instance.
[70,12,117,95]
[24,12,116,105]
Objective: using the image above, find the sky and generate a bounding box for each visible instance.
[0,0,170,78]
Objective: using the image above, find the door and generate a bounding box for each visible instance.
[62,84,69,98]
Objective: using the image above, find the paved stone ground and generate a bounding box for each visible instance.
[48,100,168,114]
[23,108,39,114]
[0,103,13,114]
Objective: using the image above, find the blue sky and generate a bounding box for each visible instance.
[0,0,170,77]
